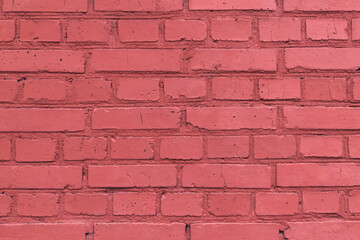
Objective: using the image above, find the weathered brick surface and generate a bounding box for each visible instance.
[2,0,360,238]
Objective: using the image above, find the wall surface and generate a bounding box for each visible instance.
[1,0,360,239]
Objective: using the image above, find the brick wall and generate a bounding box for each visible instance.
[1,0,360,239]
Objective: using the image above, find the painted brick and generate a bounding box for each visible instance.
[64,137,107,160]
[277,163,360,187]
[0,223,86,240]
[24,80,67,101]
[208,193,251,216]
[17,193,58,216]
[186,107,277,130]
[64,193,107,215]
[207,136,249,158]
[211,18,252,41]
[182,164,272,188]
[116,78,159,101]
[118,20,159,42]
[254,135,296,159]
[191,223,279,240]
[111,137,154,159]
[20,20,60,42]
[299,136,343,157]
[211,78,254,100]
[259,18,301,42]
[88,165,177,188]
[113,192,156,216]
[303,191,341,213]
[67,20,108,43]
[164,78,206,99]
[255,192,299,215]
[161,193,203,216]
[160,137,203,160]
[259,78,301,100]
[16,138,56,162]
[0,20,15,41]
[303,77,347,101]
[0,166,82,189]
[165,20,207,41]
[190,49,277,72]
[0,50,85,73]
[306,18,348,40]
[94,223,185,240]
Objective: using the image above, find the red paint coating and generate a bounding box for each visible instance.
[1,0,360,239]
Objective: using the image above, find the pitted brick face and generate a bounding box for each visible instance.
[1,0,359,239]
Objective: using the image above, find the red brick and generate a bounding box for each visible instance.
[284,0,360,11]
[207,136,249,159]
[94,223,185,240]
[64,193,107,215]
[303,77,347,101]
[352,19,360,40]
[165,20,207,41]
[277,163,360,187]
[283,107,360,129]
[94,0,183,11]
[64,137,107,161]
[17,193,58,216]
[88,165,177,188]
[190,49,277,72]
[284,221,360,239]
[211,78,254,100]
[0,223,85,240]
[161,193,203,216]
[160,137,203,160]
[208,193,251,216]
[0,139,11,161]
[113,192,156,216]
[189,0,276,10]
[211,18,252,41]
[0,166,82,189]
[0,80,17,102]
[186,107,277,130]
[92,49,181,72]
[92,107,180,130]
[16,138,56,162]
[116,78,159,101]
[254,135,296,159]
[67,20,108,43]
[0,20,15,41]
[24,80,67,101]
[191,223,279,240]
[349,136,360,158]
[285,48,360,71]
[259,78,301,100]
[0,50,85,73]
[352,77,360,100]
[3,0,88,12]
[300,136,343,157]
[255,192,299,215]
[164,78,206,99]
[259,18,301,42]
[118,20,158,42]
[182,164,272,188]
[306,18,348,40]
[70,78,112,102]
[303,191,341,213]
[349,191,360,213]
[111,137,153,159]
[20,20,60,42]
[0,194,11,216]
[0,108,85,132]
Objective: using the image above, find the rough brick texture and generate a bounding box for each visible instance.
[1,0,360,239]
